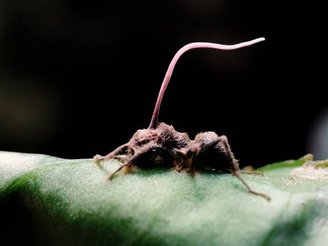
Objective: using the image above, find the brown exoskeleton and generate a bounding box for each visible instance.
[94,38,270,201]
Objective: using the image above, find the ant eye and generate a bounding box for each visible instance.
[151,148,161,153]
[150,148,164,163]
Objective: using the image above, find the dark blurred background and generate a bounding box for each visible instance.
[0,0,326,167]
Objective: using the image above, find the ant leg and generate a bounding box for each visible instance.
[108,162,132,180]
[217,135,271,201]
[193,133,238,171]
[93,144,129,164]
[216,135,239,172]
[94,144,134,180]
[233,173,270,201]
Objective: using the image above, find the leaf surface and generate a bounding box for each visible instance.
[1,151,327,246]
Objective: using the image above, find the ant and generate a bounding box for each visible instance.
[94,38,270,201]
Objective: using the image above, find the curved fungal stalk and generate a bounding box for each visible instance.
[148,37,265,129]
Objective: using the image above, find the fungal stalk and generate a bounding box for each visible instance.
[149,37,265,129]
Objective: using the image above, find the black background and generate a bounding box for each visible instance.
[0,0,326,167]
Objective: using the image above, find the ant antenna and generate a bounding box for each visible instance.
[148,37,265,129]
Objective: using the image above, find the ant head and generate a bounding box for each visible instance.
[148,38,265,129]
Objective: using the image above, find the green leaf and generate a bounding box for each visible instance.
[1,151,328,245]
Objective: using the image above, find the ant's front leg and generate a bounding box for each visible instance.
[194,132,271,201]
[93,144,132,164]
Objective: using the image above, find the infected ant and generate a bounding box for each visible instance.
[94,38,270,201]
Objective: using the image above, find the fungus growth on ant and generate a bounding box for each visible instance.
[94,38,270,201]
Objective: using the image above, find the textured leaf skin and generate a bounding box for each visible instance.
[1,151,328,246]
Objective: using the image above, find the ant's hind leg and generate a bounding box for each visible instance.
[216,135,240,173]
[194,133,240,173]
[194,133,270,201]
[217,135,271,201]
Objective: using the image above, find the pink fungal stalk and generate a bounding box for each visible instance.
[149,37,265,129]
